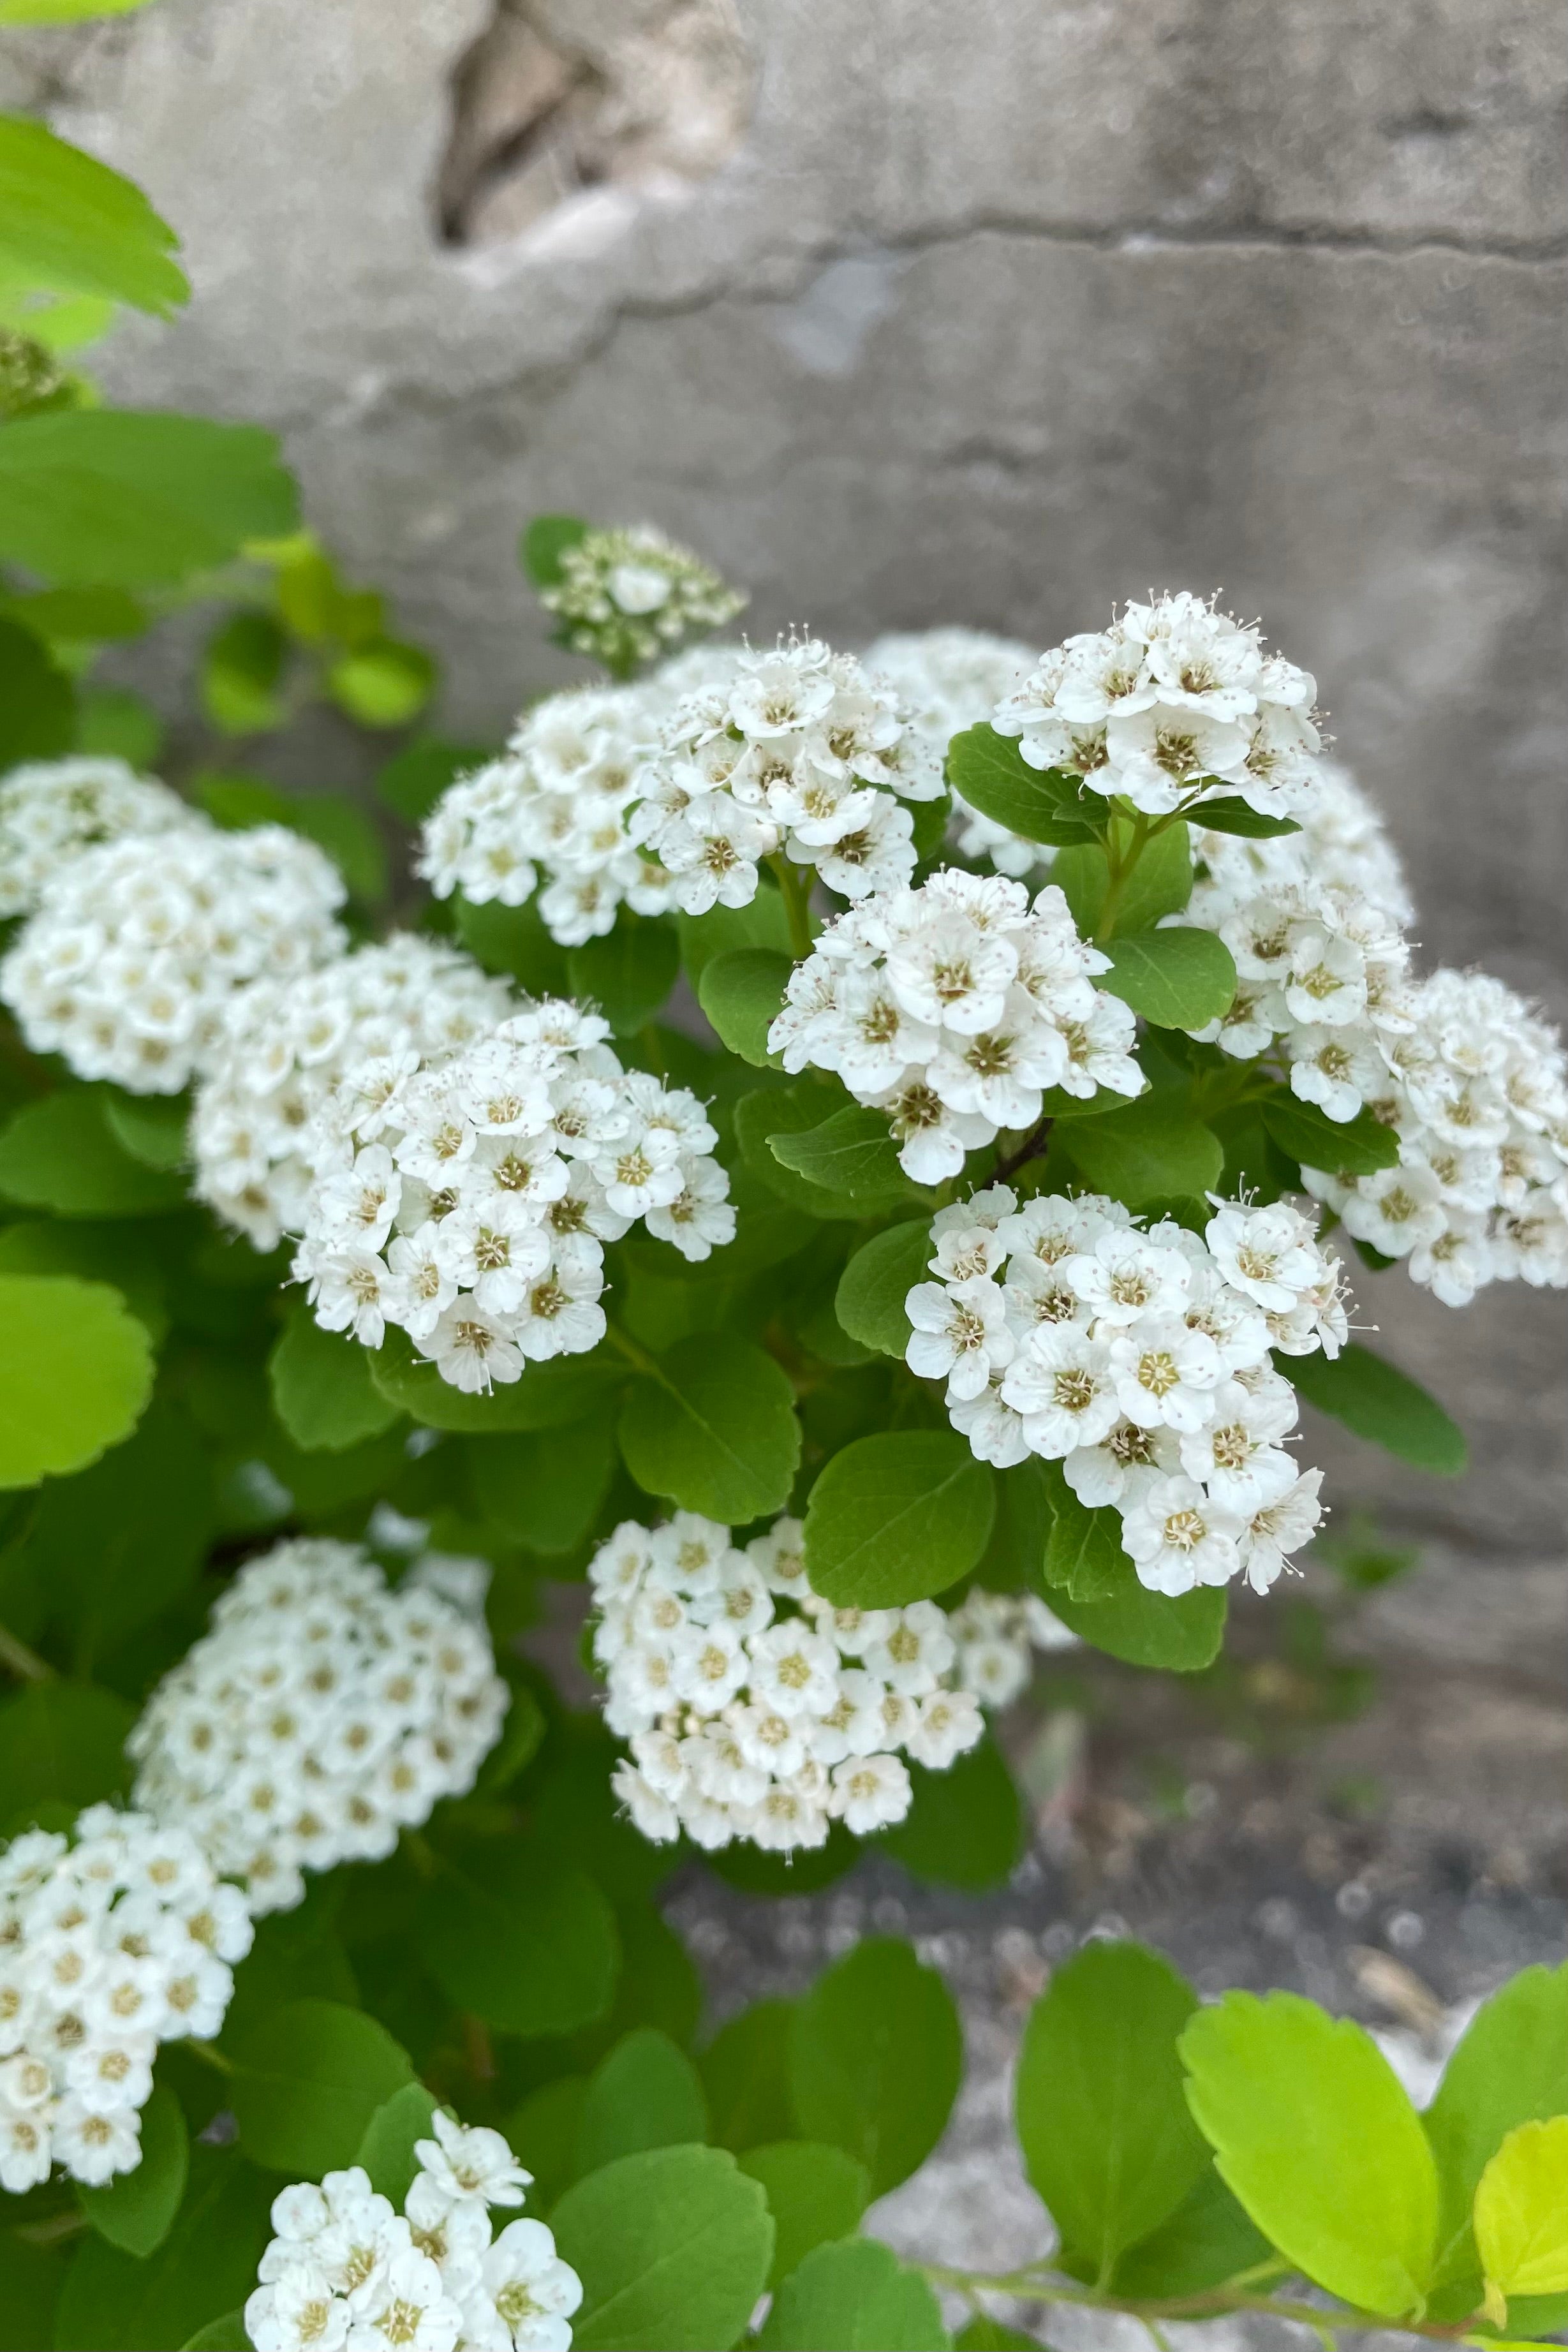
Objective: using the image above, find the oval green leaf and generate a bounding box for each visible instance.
[268,1306,404,1453]
[551,2143,774,2352]
[755,2237,950,2351]
[945,726,1100,845]
[1286,1341,1466,1476]
[698,946,792,1067]
[737,2143,870,2291]
[230,1999,413,2177]
[0,1272,153,1489]
[1100,928,1238,1030]
[576,2028,709,2178]
[415,1851,619,2037]
[834,1219,933,1357]
[788,1939,962,2199]
[1259,1091,1400,1176]
[76,2083,188,2257]
[804,1430,995,1606]
[618,1333,801,1522]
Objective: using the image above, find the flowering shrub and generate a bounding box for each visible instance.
[0,82,1563,2352]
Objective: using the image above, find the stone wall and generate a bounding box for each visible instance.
[6,0,1566,1542]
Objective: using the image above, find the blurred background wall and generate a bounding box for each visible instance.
[5,0,1565,1546]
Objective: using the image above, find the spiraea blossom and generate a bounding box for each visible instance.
[128,1541,508,1916]
[291,1002,735,1393]
[191,936,515,1250]
[539,521,746,674]
[993,592,1325,820]
[0,819,346,1095]
[946,1586,1079,1708]
[908,1186,1345,1596]
[864,628,1044,876]
[1303,967,1568,1305]
[0,755,197,919]
[0,1806,253,2194]
[768,869,1143,1182]
[1190,760,1414,930]
[244,2113,582,2352]
[593,1513,989,1854]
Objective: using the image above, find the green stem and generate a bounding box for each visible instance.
[182,2038,235,2078]
[0,1620,52,1683]
[1092,815,1149,944]
[916,2263,1474,2344]
[603,1322,661,1379]
[767,854,817,959]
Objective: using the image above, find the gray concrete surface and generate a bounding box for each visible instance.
[4,0,1565,1543]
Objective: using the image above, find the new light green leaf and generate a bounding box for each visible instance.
[268,1306,404,1453]
[756,2237,951,2350]
[576,2029,709,2177]
[551,2143,774,2352]
[737,2143,870,2290]
[1016,1942,1211,2280]
[1180,1990,1439,2318]
[0,0,156,22]
[1287,1342,1466,1476]
[1101,928,1237,1030]
[789,1939,962,2198]
[1422,1965,1568,2312]
[0,115,186,314]
[77,2086,188,2256]
[834,1219,933,1357]
[698,946,792,1066]
[1474,2119,1568,2317]
[803,1430,995,1606]
[618,1333,801,1522]
[327,639,435,730]
[230,1999,413,2177]
[0,1272,153,1490]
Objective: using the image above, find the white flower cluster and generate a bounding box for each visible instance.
[592,1513,987,1854]
[0,820,346,1095]
[768,869,1143,1183]
[864,628,1044,876]
[128,1541,508,1916]
[1305,966,1568,1304]
[907,1186,1344,1596]
[292,1002,734,1393]
[993,591,1324,818]
[946,1586,1079,1708]
[191,936,515,1250]
[0,1805,252,2194]
[245,2112,581,2352]
[539,521,746,674]
[1190,760,1414,929]
[0,755,196,919]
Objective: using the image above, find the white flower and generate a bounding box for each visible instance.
[1000,1325,1121,1454]
[0,755,197,919]
[1204,1200,1328,1313]
[1178,1379,1298,1513]
[1107,1318,1225,1433]
[415,2111,530,2211]
[903,1687,987,1767]
[864,630,1043,875]
[831,1753,912,1833]
[905,1277,1016,1400]
[538,522,744,671]
[470,2215,584,2350]
[1236,1468,1326,1593]
[1120,1474,1245,1595]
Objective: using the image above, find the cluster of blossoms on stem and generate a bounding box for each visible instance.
[592,1513,988,1853]
[863,628,1044,877]
[0,755,196,919]
[0,1806,252,2194]
[1190,759,1414,930]
[190,935,515,1250]
[0,818,346,1094]
[292,1002,734,1392]
[538,521,746,674]
[1305,967,1568,1303]
[908,1186,1345,1595]
[767,869,1143,1182]
[245,2112,582,2352]
[945,1586,1079,1707]
[128,1541,508,1916]
[993,591,1325,818]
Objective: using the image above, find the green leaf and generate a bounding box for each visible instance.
[376,737,491,824]
[369,1324,624,1433]
[952,2321,1037,2351]
[230,1998,413,2177]
[1474,2120,1568,2313]
[466,1419,616,1554]
[77,2085,187,2256]
[618,1333,801,1522]
[789,1938,962,2198]
[1193,797,1302,838]
[327,639,435,729]
[551,2143,774,2352]
[0,411,296,587]
[415,1850,619,2036]
[178,2319,249,2352]
[3,583,145,646]
[0,115,186,316]
[1040,1474,1132,1602]
[268,1305,403,1453]
[0,1272,152,1488]
[54,2147,273,2352]
[1058,1095,1223,1207]
[737,2143,869,2291]
[878,1731,1024,1890]
[75,682,163,766]
[568,912,680,1035]
[195,772,388,904]
[677,889,794,987]
[804,1431,995,1606]
[0,1678,133,1826]
[576,2028,709,2177]
[200,610,287,734]
[1044,1578,1227,1671]
[15,1396,213,1651]
[1109,2165,1273,2299]
[504,2076,588,2212]
[756,2237,951,2350]
[834,1221,932,1357]
[0,2236,64,2352]
[1180,1990,1439,2317]
[769,1105,916,1204]
[0,1,156,31]
[1259,1091,1400,1176]
[0,613,74,766]
[698,947,792,1067]
[475,1683,546,1793]
[101,1090,191,1172]
[945,727,1100,845]
[1422,1965,1568,2312]
[1054,821,1193,939]
[700,2001,798,2154]
[455,891,571,996]
[909,786,954,869]
[352,2081,439,2210]
[1287,1342,1466,1475]
[1101,928,1237,1029]
[733,1084,873,1222]
[977,1455,1056,1590]
[0,1092,186,1217]
[1016,1942,1211,2279]
[521,512,589,588]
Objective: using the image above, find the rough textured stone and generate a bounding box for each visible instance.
[7,0,1565,1539]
